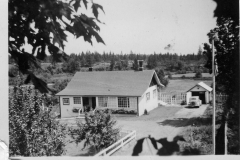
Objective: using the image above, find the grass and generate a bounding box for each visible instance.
[64,129,128,156]
[115,106,183,121]
[162,79,212,93]
[172,73,212,78]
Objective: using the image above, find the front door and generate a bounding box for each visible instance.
[92,97,96,109]
[82,97,89,106]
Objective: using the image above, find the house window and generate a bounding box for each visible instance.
[153,89,157,98]
[118,97,129,108]
[63,98,69,105]
[73,97,81,104]
[146,92,150,101]
[98,97,108,107]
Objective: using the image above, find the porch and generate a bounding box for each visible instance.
[71,96,138,118]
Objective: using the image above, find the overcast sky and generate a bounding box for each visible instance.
[24,0,217,55]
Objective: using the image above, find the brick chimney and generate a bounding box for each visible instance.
[138,60,143,71]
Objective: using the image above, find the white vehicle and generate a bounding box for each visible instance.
[188,96,202,108]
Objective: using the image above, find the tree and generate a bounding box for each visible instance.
[110,59,115,71]
[62,56,80,73]
[155,69,169,87]
[9,0,105,93]
[9,86,67,156]
[85,53,95,67]
[52,79,70,94]
[203,13,239,154]
[177,61,185,71]
[70,110,120,153]
[195,71,202,78]
[132,59,139,71]
[197,46,203,60]
[147,54,158,69]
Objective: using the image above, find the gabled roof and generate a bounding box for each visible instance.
[56,70,163,96]
[187,82,212,92]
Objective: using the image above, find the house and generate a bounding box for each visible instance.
[186,82,212,104]
[56,70,164,118]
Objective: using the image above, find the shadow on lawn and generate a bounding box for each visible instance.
[132,135,201,156]
[157,117,212,127]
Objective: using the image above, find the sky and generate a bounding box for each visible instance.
[62,0,217,55]
[22,0,218,55]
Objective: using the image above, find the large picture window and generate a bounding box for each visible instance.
[63,98,69,105]
[146,92,150,101]
[73,97,81,104]
[98,97,108,107]
[118,97,129,108]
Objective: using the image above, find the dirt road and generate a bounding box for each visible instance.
[113,105,208,156]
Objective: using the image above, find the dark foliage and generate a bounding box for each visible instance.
[9,86,67,156]
[9,0,105,93]
[69,110,120,153]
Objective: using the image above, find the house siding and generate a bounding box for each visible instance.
[138,85,158,116]
[60,96,83,118]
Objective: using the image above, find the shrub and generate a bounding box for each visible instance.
[195,71,202,78]
[144,109,148,115]
[181,100,187,105]
[168,74,172,79]
[180,126,212,155]
[52,79,70,93]
[181,75,186,79]
[70,110,120,153]
[9,86,67,156]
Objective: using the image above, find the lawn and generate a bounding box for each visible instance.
[161,79,212,93]
[115,106,183,121]
[64,127,128,156]
[172,73,212,78]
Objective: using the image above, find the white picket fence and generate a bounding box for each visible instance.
[95,130,136,156]
[158,92,186,104]
[159,92,228,105]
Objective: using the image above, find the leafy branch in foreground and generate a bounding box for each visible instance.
[9,0,105,93]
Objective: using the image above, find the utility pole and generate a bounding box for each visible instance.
[212,37,216,155]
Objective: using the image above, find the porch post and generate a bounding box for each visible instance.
[137,97,139,116]
[96,97,98,108]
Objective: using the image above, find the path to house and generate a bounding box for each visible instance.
[113,105,208,156]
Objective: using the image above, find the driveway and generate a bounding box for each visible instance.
[113,104,208,156]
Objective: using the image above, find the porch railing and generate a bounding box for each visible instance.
[94,130,136,156]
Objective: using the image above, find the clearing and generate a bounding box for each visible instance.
[172,73,212,78]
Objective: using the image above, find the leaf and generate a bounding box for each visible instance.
[88,28,105,45]
[82,0,88,9]
[91,3,105,19]
[73,0,81,12]
[48,44,69,62]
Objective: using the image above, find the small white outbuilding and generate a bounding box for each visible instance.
[186,82,212,104]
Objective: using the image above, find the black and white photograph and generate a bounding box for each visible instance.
[1,0,239,159]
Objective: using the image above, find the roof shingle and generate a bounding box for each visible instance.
[56,70,160,96]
